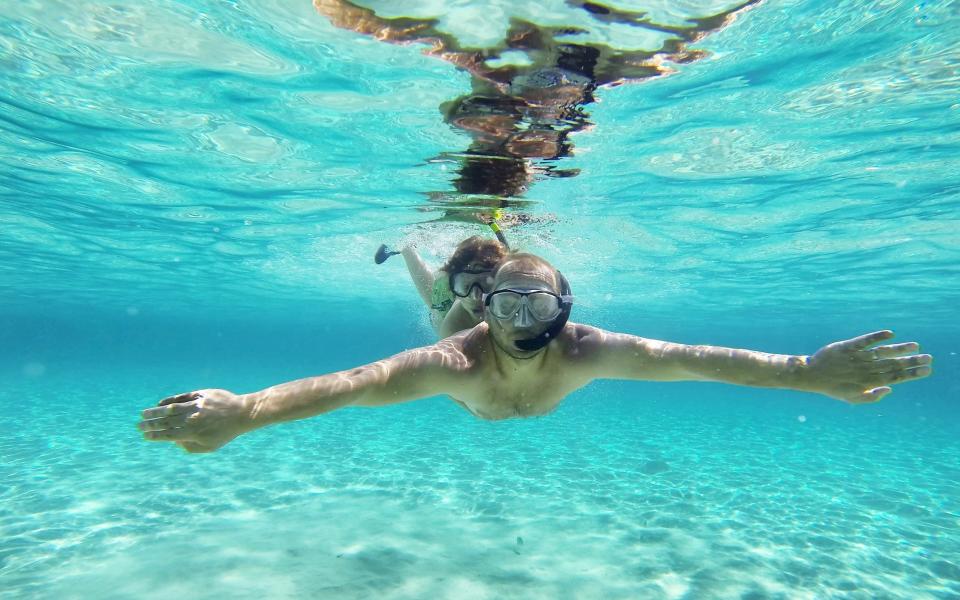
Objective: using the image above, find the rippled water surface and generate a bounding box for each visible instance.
[1,0,958,598]
[2,0,957,322]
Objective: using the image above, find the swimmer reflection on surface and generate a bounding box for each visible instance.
[314,0,762,223]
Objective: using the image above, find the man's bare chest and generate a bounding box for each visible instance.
[451,371,568,420]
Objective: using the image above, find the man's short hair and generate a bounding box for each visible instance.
[494,253,560,289]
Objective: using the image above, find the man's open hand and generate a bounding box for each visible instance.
[139,389,254,453]
[805,330,932,404]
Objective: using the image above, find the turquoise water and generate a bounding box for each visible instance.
[2,0,959,598]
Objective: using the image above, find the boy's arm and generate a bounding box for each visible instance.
[401,245,437,307]
[579,327,932,403]
[139,342,462,453]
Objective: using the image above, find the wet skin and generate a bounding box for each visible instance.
[139,257,933,454]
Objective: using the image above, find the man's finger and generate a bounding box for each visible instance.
[855,386,891,404]
[881,365,932,384]
[139,415,191,432]
[142,401,198,421]
[844,330,894,351]
[159,392,201,407]
[143,428,190,442]
[868,342,920,359]
[178,442,212,454]
[869,354,933,373]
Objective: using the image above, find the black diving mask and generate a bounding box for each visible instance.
[484,289,569,322]
[484,273,574,352]
[450,270,494,298]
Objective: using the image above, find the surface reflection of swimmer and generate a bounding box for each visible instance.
[376,235,507,338]
[140,254,933,453]
[314,0,762,220]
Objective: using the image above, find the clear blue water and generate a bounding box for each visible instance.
[2,0,959,598]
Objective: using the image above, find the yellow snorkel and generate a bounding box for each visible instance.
[489,208,510,249]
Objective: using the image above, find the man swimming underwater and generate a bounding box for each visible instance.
[139,254,932,454]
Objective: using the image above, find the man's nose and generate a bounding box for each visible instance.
[513,305,532,327]
[469,285,483,300]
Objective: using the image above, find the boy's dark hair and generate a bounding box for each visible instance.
[441,236,508,274]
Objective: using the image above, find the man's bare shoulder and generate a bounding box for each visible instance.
[556,323,662,360]
[428,323,489,371]
[560,322,612,347]
[567,322,609,339]
[551,322,608,362]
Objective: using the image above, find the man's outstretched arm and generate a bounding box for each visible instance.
[312,0,504,82]
[579,327,932,404]
[138,342,462,453]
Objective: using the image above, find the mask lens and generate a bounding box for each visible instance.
[527,292,561,320]
[451,275,469,296]
[451,272,490,297]
[489,291,522,319]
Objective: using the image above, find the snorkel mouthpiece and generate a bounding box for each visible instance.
[514,273,573,352]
